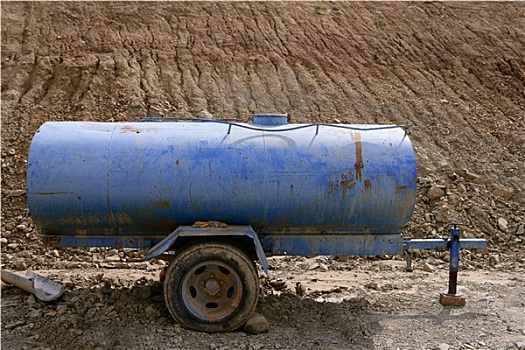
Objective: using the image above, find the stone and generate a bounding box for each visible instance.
[106,255,121,261]
[516,225,524,236]
[21,250,30,258]
[28,309,43,318]
[318,263,329,272]
[133,285,152,300]
[145,305,158,317]
[15,260,27,270]
[111,289,121,301]
[491,184,514,200]
[489,255,500,267]
[244,312,269,335]
[497,218,508,231]
[457,183,467,193]
[422,262,435,273]
[56,305,68,315]
[427,185,445,201]
[364,282,379,290]
[6,189,25,197]
[108,249,119,256]
[459,169,478,181]
[198,110,214,119]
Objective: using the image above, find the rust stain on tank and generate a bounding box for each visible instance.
[396,185,408,193]
[350,132,364,181]
[155,200,171,208]
[328,179,342,196]
[364,179,372,190]
[176,159,180,166]
[341,172,356,197]
[119,125,159,133]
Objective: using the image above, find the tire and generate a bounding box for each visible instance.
[163,241,259,332]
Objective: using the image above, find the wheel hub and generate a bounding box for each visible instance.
[204,278,220,296]
[182,261,243,321]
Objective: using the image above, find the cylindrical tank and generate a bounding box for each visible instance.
[27,117,416,239]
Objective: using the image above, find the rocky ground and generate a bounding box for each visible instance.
[1,1,524,349]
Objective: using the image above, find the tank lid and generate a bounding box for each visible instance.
[251,113,289,126]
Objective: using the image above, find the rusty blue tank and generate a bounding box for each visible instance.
[27,115,416,252]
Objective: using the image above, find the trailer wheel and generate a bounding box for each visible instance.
[163,241,259,332]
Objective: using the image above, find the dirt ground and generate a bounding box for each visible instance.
[1,1,524,349]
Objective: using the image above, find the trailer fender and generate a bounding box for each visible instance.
[146,225,269,274]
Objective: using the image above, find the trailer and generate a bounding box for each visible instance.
[26,114,486,332]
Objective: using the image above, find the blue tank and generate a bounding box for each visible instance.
[27,116,416,245]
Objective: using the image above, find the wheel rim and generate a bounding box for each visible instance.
[181,260,243,322]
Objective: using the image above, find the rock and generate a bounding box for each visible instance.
[515,342,525,350]
[7,243,19,249]
[516,225,524,236]
[491,184,514,199]
[106,310,118,318]
[199,110,214,119]
[427,185,445,201]
[28,309,43,318]
[295,282,306,297]
[56,305,68,315]
[145,305,158,317]
[434,205,451,224]
[16,224,28,232]
[21,250,30,258]
[497,218,509,231]
[15,260,27,270]
[489,255,501,267]
[0,238,7,244]
[108,249,119,256]
[458,169,478,181]
[269,279,287,290]
[318,263,329,272]
[106,255,121,261]
[364,281,379,290]
[133,285,152,300]
[6,189,25,197]
[436,343,449,350]
[244,312,269,335]
[111,289,121,301]
[27,295,36,305]
[422,262,435,273]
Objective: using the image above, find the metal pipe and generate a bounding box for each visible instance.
[447,224,461,295]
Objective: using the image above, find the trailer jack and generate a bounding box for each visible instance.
[404,224,486,306]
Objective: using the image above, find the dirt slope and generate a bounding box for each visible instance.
[1,1,525,349]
